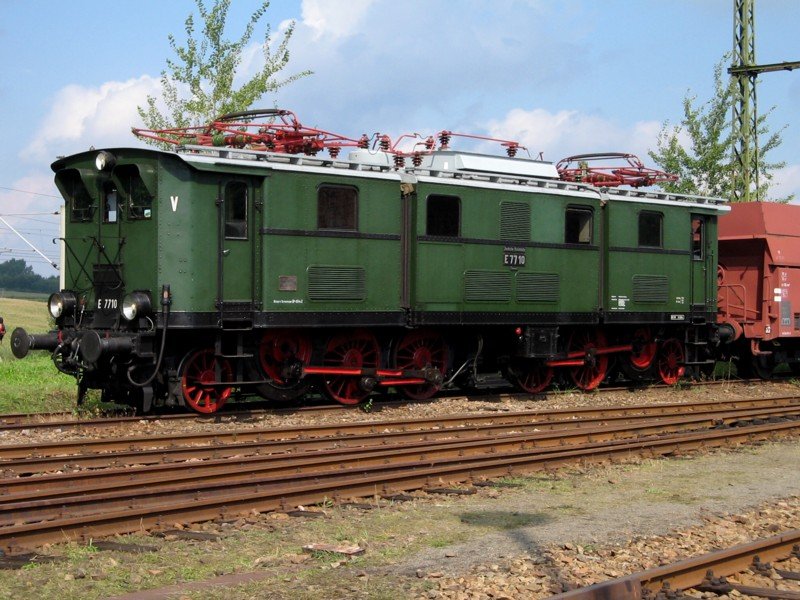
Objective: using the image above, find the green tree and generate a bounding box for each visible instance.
[137,0,310,141]
[649,57,792,202]
[0,259,58,293]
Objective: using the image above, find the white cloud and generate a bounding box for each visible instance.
[301,0,375,40]
[484,108,662,164]
[22,75,159,162]
[774,163,800,203]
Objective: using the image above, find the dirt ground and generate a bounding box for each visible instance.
[2,382,800,599]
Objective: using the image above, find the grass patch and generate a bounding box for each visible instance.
[0,297,76,413]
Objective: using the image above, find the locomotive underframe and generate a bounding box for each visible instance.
[18,308,717,412]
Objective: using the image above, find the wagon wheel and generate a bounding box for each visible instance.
[392,330,448,400]
[322,330,380,405]
[657,338,685,385]
[621,327,657,381]
[506,359,553,394]
[180,348,233,414]
[568,330,608,391]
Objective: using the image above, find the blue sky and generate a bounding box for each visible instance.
[1,0,799,274]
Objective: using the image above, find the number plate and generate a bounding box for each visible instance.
[503,246,526,268]
[96,295,119,312]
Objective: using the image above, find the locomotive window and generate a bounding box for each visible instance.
[564,207,593,244]
[318,185,358,230]
[58,169,94,223]
[224,181,248,239]
[692,217,704,260]
[117,165,153,220]
[103,182,119,224]
[638,211,663,248]
[426,195,460,238]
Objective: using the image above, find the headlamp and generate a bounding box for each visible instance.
[48,291,77,319]
[121,291,152,321]
[95,151,116,171]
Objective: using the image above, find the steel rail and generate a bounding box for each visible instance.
[1,395,797,462]
[551,529,800,599]
[1,401,798,476]
[0,409,800,525]
[5,401,798,498]
[0,417,798,554]
[0,381,790,431]
[2,409,798,526]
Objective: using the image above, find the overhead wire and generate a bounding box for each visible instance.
[0,186,61,199]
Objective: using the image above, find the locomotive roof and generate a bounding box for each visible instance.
[52,145,729,213]
[175,144,729,212]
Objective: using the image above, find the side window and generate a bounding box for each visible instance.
[225,181,248,239]
[103,182,119,224]
[426,195,460,238]
[58,169,94,223]
[565,206,593,244]
[692,217,704,260]
[638,211,663,248]
[117,165,154,220]
[318,185,358,230]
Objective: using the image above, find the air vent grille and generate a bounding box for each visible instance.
[632,275,669,303]
[308,266,366,301]
[464,270,512,302]
[517,272,559,303]
[500,202,531,242]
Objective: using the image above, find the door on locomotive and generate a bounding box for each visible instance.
[94,181,125,325]
[690,215,712,310]
[219,179,256,303]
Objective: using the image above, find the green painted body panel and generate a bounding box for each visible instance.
[412,182,600,314]
[57,150,159,312]
[604,201,719,316]
[155,158,218,312]
[53,147,724,329]
[262,171,402,313]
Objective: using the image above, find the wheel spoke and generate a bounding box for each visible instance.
[568,330,608,391]
[391,330,448,401]
[322,330,380,405]
[508,359,553,394]
[181,349,232,414]
[658,339,685,385]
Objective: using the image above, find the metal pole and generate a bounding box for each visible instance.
[0,216,58,270]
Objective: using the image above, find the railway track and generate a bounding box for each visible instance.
[0,397,799,554]
[0,395,797,468]
[554,530,800,599]
[0,375,782,432]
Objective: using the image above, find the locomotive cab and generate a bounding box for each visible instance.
[12,149,162,407]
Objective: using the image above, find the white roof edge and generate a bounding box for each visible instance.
[176,145,728,209]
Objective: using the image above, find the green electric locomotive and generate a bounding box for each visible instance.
[11,111,728,412]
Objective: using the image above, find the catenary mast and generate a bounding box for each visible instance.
[729,0,799,202]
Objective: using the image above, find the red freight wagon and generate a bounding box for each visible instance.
[717,201,800,378]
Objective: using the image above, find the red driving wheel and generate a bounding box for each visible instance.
[259,329,312,385]
[322,330,380,405]
[507,360,553,394]
[392,330,448,400]
[568,329,608,391]
[657,338,685,385]
[180,349,233,414]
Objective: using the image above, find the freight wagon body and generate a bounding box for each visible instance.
[718,201,800,377]
[12,138,728,412]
